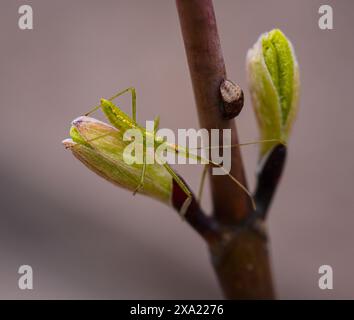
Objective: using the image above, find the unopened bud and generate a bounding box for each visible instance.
[247,29,300,157]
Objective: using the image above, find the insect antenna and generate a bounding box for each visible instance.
[208,158,257,210]
[188,138,285,151]
[84,105,101,116]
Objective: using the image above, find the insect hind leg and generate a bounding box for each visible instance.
[108,87,137,122]
[84,87,137,120]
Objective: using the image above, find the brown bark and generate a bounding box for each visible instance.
[176,0,250,225]
[210,224,274,299]
[176,0,277,299]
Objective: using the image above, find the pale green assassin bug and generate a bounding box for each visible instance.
[80,87,281,215]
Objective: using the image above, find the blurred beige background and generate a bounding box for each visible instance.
[0,0,353,299]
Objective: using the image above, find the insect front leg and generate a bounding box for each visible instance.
[133,135,147,195]
[148,115,192,214]
[133,115,160,195]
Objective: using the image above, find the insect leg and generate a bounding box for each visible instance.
[161,162,193,217]
[133,114,161,194]
[197,164,209,204]
[108,87,137,122]
[133,135,147,195]
[153,117,192,215]
[153,115,160,132]
[84,87,137,120]
[176,143,257,210]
